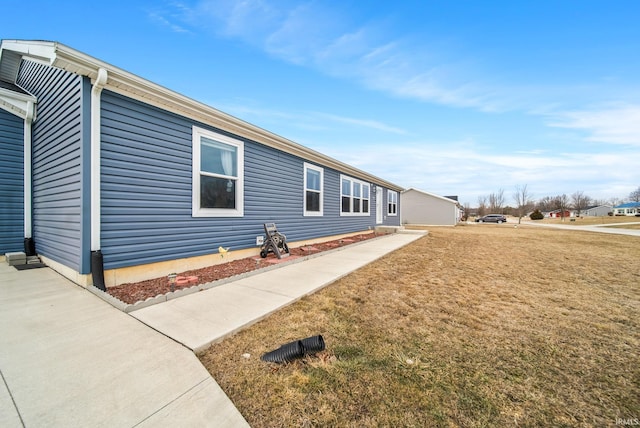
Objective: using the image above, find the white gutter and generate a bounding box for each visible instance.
[23,100,35,238]
[90,68,108,251]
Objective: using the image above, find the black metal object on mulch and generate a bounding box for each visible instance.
[261,335,326,363]
[259,222,290,259]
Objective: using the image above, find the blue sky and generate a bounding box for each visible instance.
[3,1,639,206]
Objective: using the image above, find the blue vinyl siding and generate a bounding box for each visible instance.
[16,61,84,271]
[0,109,24,254]
[100,92,395,269]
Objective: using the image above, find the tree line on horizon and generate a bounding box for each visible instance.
[466,185,640,219]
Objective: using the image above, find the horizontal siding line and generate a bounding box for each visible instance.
[102,195,190,205]
[33,153,81,174]
[101,177,190,192]
[101,121,191,150]
[33,179,81,195]
[101,134,191,161]
[101,145,190,169]
[33,110,81,144]
[32,143,81,168]
[37,93,81,125]
[102,157,191,180]
[101,107,191,139]
[32,130,81,155]
[103,92,191,134]
[101,227,260,239]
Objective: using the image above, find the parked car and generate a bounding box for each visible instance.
[475,214,507,223]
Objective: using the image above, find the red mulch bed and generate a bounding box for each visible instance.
[107,233,377,304]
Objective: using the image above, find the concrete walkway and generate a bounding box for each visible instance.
[0,263,249,427]
[131,231,426,353]
[0,230,425,427]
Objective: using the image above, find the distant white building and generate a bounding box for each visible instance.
[582,205,612,216]
[401,188,461,226]
[612,202,640,216]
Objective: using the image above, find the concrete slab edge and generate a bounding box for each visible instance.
[88,232,428,313]
[86,285,130,311]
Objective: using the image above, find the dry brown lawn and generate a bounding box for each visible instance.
[199,225,640,427]
[532,215,639,226]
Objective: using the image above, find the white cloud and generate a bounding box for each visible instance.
[548,104,640,146]
[148,10,192,33]
[211,101,407,135]
[162,0,507,111]
[317,140,640,204]
[313,113,408,135]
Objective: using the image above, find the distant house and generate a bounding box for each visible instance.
[547,209,574,218]
[0,39,403,287]
[612,202,640,216]
[400,188,461,226]
[582,205,612,217]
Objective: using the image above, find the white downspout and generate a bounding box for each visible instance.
[24,100,35,239]
[91,68,108,251]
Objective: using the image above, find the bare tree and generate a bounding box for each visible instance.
[629,186,640,202]
[555,194,570,221]
[477,196,487,217]
[571,191,591,217]
[513,184,532,224]
[488,189,505,213]
[537,195,556,212]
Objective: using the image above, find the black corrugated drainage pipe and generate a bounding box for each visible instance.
[261,340,304,363]
[24,238,35,256]
[91,250,106,291]
[261,335,325,363]
[301,335,325,353]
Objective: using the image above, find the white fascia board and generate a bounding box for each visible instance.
[0,87,37,119]
[0,40,57,68]
[402,187,458,205]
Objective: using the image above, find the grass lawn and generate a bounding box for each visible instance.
[199,225,639,427]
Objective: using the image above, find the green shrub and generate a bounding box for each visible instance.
[530,210,544,220]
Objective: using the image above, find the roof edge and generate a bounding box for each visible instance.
[1,39,403,191]
[402,187,458,204]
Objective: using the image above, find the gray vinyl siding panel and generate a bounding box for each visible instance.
[0,109,24,253]
[16,60,84,271]
[101,92,392,269]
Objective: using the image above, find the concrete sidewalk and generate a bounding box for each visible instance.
[0,263,248,427]
[1,230,425,427]
[131,231,426,353]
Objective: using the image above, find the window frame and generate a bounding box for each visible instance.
[387,190,398,216]
[303,162,324,216]
[340,175,371,216]
[192,126,244,218]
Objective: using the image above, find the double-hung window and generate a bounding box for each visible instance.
[192,126,244,217]
[304,163,323,216]
[340,175,370,216]
[388,190,398,216]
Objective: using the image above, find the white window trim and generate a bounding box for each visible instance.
[388,190,398,216]
[192,126,244,217]
[303,162,324,216]
[340,175,371,217]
